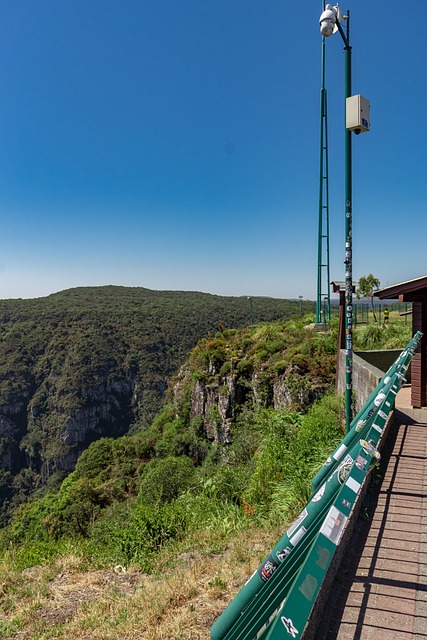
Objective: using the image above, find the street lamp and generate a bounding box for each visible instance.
[319,4,370,432]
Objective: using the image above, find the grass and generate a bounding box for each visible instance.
[0,524,283,639]
[353,317,412,351]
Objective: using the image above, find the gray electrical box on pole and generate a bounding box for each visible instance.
[346,94,370,133]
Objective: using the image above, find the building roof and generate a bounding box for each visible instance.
[330,280,357,294]
[374,275,427,301]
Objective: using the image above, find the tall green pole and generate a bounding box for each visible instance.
[344,16,352,432]
[316,0,331,326]
[316,37,324,325]
[336,14,352,432]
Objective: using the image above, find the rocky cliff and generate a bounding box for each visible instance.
[171,322,336,444]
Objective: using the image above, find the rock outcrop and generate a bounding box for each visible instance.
[173,328,334,444]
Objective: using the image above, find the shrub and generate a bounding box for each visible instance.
[244,395,344,519]
[269,393,344,521]
[138,456,195,505]
[201,465,250,504]
[354,322,411,350]
[75,438,115,480]
[90,499,188,569]
[243,409,302,506]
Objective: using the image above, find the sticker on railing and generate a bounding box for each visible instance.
[333,443,348,460]
[281,616,299,638]
[290,526,307,547]
[287,508,308,537]
[320,506,348,545]
[276,546,292,562]
[258,554,278,583]
[345,476,361,494]
[312,483,326,503]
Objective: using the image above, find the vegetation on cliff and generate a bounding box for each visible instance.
[1,316,339,567]
[0,286,312,525]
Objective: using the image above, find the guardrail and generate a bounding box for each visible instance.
[210,331,423,640]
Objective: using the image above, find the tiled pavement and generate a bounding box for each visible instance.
[317,396,427,639]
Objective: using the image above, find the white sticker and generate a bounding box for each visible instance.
[320,507,348,546]
[290,526,307,547]
[374,392,386,407]
[312,483,326,503]
[346,476,361,494]
[281,616,299,638]
[287,508,308,538]
[333,443,348,460]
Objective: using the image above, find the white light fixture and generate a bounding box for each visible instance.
[319,4,346,37]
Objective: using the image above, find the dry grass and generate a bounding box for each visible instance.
[0,525,282,640]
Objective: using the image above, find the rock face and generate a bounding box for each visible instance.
[189,375,236,443]
[174,363,329,444]
[61,381,131,447]
[0,377,134,477]
[0,389,35,472]
[172,325,335,445]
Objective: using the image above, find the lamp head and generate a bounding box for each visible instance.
[319,4,345,37]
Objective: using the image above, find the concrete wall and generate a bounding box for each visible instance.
[336,349,410,414]
[337,350,387,415]
[355,349,401,376]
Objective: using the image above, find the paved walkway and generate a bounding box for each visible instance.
[317,388,427,639]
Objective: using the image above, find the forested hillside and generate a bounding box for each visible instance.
[1,316,337,552]
[0,285,312,524]
[0,315,342,639]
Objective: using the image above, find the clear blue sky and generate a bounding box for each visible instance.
[0,1,425,300]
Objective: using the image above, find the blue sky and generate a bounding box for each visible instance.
[0,1,425,300]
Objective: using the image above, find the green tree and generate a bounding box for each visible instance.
[138,456,195,506]
[356,274,381,322]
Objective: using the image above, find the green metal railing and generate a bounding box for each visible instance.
[211,332,422,640]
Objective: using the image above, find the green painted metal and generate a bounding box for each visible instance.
[211,467,346,640]
[210,332,422,640]
[214,502,331,640]
[341,15,353,433]
[319,9,353,431]
[316,0,330,325]
[311,333,421,492]
[262,453,373,639]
